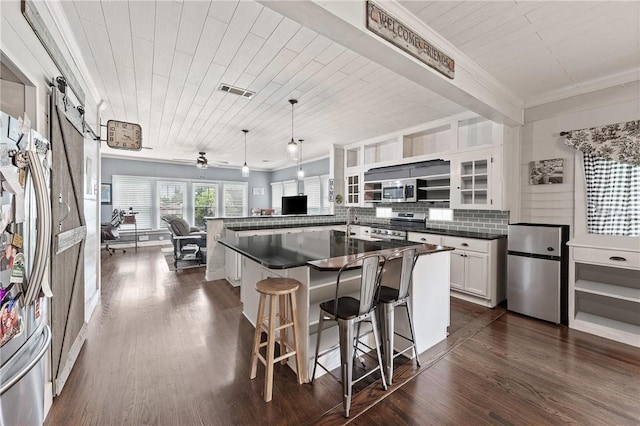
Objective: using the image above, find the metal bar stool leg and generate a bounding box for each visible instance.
[311,311,325,383]
[338,319,355,418]
[405,298,421,367]
[381,301,395,385]
[370,313,387,391]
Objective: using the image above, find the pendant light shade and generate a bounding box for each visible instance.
[241,129,250,177]
[287,99,298,162]
[297,139,304,180]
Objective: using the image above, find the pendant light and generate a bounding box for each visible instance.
[297,139,304,180]
[287,99,298,162]
[241,129,250,177]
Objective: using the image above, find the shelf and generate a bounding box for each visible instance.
[575,279,640,303]
[422,173,450,180]
[574,312,640,338]
[419,186,450,191]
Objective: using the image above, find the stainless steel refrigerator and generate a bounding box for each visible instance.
[507,223,569,324]
[0,111,53,426]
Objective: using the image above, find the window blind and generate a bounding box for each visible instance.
[223,183,247,217]
[112,176,153,229]
[320,174,330,214]
[283,180,298,197]
[303,177,321,214]
[271,182,283,211]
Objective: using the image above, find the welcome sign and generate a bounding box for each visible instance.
[366,1,455,79]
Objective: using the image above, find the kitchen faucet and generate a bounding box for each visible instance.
[346,207,356,237]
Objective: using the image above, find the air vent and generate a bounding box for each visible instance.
[218,83,255,99]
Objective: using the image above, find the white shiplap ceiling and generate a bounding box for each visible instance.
[58,1,640,169]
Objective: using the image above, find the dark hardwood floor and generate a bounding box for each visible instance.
[45,247,640,425]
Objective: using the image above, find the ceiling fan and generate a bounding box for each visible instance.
[170,152,229,168]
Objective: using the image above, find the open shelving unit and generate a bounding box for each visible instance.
[418,174,450,202]
[568,236,640,348]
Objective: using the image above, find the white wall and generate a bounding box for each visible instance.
[519,81,640,231]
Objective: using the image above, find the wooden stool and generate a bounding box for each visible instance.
[250,277,303,402]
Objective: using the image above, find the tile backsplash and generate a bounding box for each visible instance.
[336,203,509,235]
[219,203,509,235]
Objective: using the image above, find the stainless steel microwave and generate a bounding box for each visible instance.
[382,179,417,202]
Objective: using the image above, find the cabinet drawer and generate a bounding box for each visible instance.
[573,247,640,269]
[442,236,490,253]
[407,232,441,245]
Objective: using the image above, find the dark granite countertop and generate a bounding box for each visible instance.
[354,222,506,240]
[225,221,344,232]
[218,230,452,270]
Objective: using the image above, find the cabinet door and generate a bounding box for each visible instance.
[450,150,496,210]
[345,173,360,206]
[464,252,489,297]
[407,232,441,245]
[450,251,466,290]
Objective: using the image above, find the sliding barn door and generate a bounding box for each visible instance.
[49,88,86,395]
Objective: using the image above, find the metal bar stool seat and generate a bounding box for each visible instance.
[311,254,388,418]
[379,248,421,385]
[250,277,303,402]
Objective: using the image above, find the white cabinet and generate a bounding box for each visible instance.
[442,235,505,308]
[449,247,489,297]
[407,232,442,245]
[408,231,505,307]
[449,146,505,210]
[568,235,640,347]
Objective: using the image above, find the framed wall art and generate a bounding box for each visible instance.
[529,158,564,185]
[100,183,111,205]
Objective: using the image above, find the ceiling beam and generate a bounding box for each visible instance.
[260,0,524,126]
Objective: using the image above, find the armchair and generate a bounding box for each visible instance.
[163,216,207,269]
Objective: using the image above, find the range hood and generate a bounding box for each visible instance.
[364,159,449,182]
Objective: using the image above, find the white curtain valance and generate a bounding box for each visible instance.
[563,120,640,166]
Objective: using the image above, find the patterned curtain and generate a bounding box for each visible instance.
[582,154,639,236]
[563,120,640,236]
[564,120,639,166]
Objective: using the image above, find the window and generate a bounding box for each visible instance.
[112,176,153,229]
[223,183,248,217]
[158,181,186,222]
[193,183,217,226]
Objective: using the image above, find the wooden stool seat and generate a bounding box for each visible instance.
[250,277,303,402]
[255,277,299,295]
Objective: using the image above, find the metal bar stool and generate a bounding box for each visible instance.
[311,254,387,418]
[250,277,303,402]
[378,248,421,385]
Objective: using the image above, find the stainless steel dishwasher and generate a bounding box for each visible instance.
[507,223,570,324]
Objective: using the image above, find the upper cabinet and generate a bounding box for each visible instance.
[338,112,518,209]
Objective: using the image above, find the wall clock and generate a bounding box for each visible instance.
[106,120,142,151]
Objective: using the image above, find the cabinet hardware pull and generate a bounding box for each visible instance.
[461,243,469,247]
[547,247,555,252]
[609,256,627,262]
[421,238,426,241]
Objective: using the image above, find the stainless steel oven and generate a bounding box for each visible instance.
[382,179,417,203]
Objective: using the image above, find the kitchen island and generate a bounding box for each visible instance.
[218,229,453,382]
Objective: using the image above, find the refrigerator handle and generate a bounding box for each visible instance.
[25,151,53,303]
[0,325,51,396]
